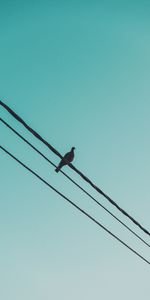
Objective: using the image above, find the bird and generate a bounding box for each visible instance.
[55,147,75,173]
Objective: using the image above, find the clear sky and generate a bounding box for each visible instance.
[0,1,150,299]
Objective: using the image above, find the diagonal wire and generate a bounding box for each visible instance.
[0,144,150,266]
[0,99,150,237]
[1,117,150,248]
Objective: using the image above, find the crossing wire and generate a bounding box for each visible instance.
[0,144,150,266]
[1,117,150,248]
[0,99,150,237]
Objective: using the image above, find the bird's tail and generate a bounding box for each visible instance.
[55,167,60,173]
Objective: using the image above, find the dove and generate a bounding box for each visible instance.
[55,147,75,173]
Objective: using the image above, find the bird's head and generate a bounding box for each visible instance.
[72,147,75,151]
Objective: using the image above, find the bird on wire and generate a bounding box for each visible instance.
[55,147,75,173]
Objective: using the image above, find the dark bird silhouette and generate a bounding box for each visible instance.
[55,147,75,173]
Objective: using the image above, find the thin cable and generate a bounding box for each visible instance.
[1,117,150,248]
[1,99,150,237]
[0,145,150,266]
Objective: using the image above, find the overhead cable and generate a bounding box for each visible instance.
[0,99,150,237]
[1,117,149,248]
[0,144,150,266]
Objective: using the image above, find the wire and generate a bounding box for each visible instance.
[0,144,150,266]
[0,99,150,237]
[1,117,150,248]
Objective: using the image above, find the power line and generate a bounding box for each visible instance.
[0,99,150,237]
[0,144,150,266]
[1,117,150,248]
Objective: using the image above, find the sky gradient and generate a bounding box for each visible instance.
[0,1,150,299]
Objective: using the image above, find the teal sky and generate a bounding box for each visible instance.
[0,1,150,299]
